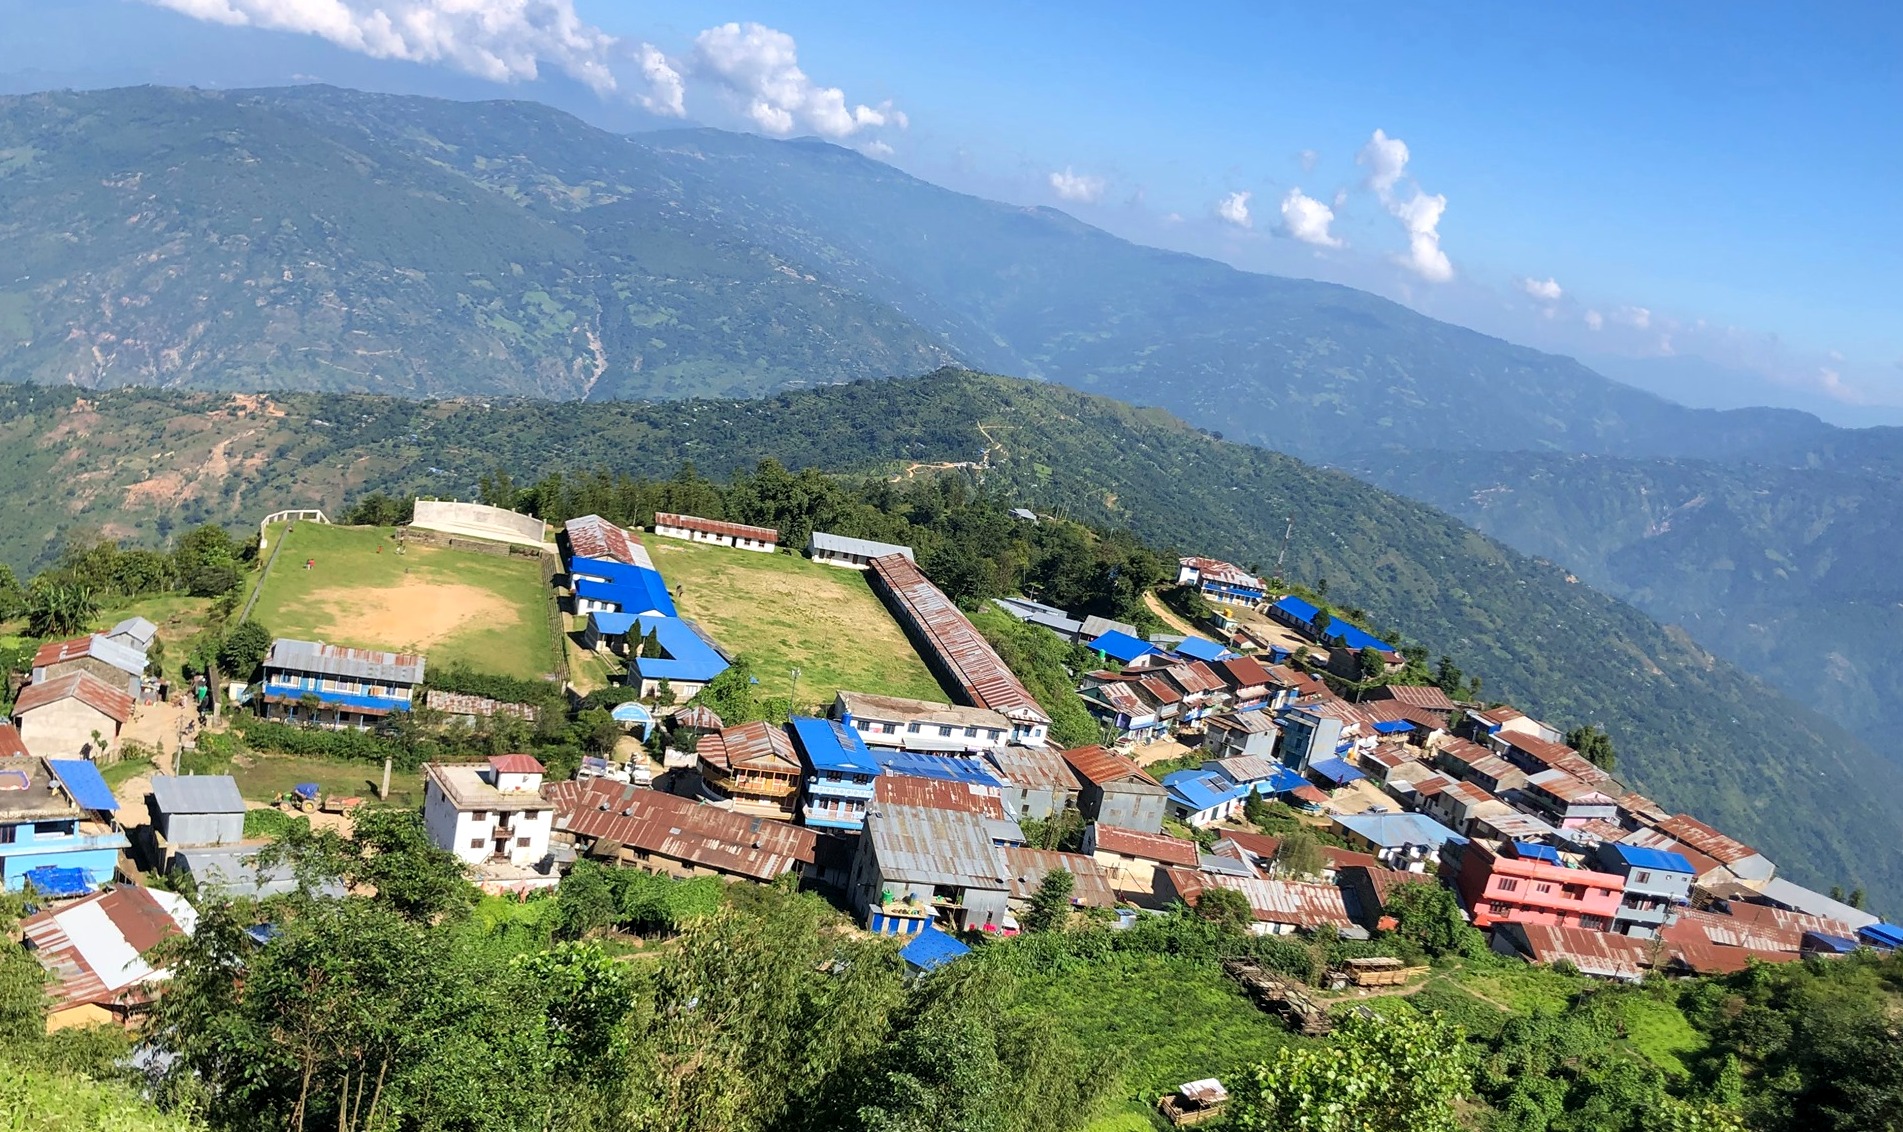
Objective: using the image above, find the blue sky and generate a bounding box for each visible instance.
[5,0,1900,417]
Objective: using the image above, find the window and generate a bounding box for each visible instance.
[35,821,70,836]
[469,838,484,849]
[907,722,920,733]
[1495,877,1520,892]
[1634,870,1651,884]
[939,725,954,737]
[1488,901,1512,915]
[1534,882,1552,894]
[965,727,978,738]
[854,720,869,730]
[472,811,488,823]
[517,837,531,847]
[0,826,15,845]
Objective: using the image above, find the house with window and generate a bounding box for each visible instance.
[562,514,653,569]
[1420,778,1509,837]
[12,672,134,761]
[1202,712,1280,761]
[652,512,780,552]
[625,616,730,703]
[791,716,884,832]
[104,617,158,655]
[984,744,1080,821]
[1491,731,1611,787]
[1521,770,1622,829]
[553,778,819,884]
[1454,839,1626,930]
[1083,823,1200,900]
[851,803,1013,935]
[1274,704,1348,772]
[1152,662,1229,722]
[1157,869,1362,937]
[31,634,146,698]
[832,691,1010,755]
[569,558,677,618]
[806,531,914,570]
[1062,746,1168,834]
[1331,811,1468,872]
[260,638,424,730]
[1176,557,1266,605]
[1162,769,1250,828]
[1591,841,1695,938]
[697,721,803,820]
[1077,676,1164,742]
[0,754,126,893]
[21,884,197,1031]
[1204,755,1306,799]
[422,756,555,868]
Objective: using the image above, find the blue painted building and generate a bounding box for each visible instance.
[1266,595,1398,654]
[790,716,883,832]
[261,638,426,730]
[1162,769,1250,828]
[1170,637,1235,664]
[1591,840,1695,938]
[570,557,677,618]
[1176,557,1266,604]
[0,756,126,893]
[624,615,730,702]
[1087,630,1158,665]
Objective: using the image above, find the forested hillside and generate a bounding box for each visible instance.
[0,371,1895,900]
[0,83,1836,461]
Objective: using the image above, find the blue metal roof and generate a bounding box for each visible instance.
[1170,637,1233,663]
[875,750,1002,787]
[1510,841,1561,864]
[21,865,92,898]
[1371,719,1417,735]
[1163,769,1250,813]
[1802,931,1860,954]
[790,716,883,775]
[47,758,119,813]
[588,611,639,636]
[575,568,677,617]
[900,923,970,971]
[628,616,728,683]
[1602,841,1695,874]
[1308,756,1367,785]
[1269,596,1396,654]
[263,681,412,713]
[1859,923,1903,950]
[1334,811,1468,850]
[1088,630,1157,664]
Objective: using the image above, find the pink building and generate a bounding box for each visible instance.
[1456,840,1625,931]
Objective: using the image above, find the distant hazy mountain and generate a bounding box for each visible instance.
[0,84,1838,461]
[1585,354,1903,429]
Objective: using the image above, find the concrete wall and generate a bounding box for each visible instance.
[160,810,245,848]
[410,500,548,548]
[16,699,120,761]
[1091,783,1167,834]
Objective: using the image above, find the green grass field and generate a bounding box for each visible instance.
[647,538,945,709]
[178,747,425,808]
[247,522,558,681]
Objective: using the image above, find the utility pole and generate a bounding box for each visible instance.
[789,667,801,712]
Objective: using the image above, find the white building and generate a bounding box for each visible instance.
[833,691,1012,755]
[652,512,779,552]
[806,531,914,570]
[422,755,555,867]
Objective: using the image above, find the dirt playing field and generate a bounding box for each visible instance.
[248,521,559,681]
[648,538,945,711]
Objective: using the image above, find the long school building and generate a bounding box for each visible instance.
[261,639,425,730]
[864,554,1050,746]
[652,512,779,553]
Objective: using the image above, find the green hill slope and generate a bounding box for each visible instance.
[0,371,1894,901]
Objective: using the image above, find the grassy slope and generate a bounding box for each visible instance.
[648,537,943,708]
[247,522,555,681]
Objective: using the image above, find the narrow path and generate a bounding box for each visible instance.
[1143,591,1217,642]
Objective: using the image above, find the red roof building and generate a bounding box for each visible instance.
[1455,840,1626,930]
[554,779,818,883]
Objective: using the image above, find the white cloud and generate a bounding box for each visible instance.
[1520,277,1563,302]
[1357,128,1409,194]
[1297,148,1319,172]
[1048,167,1106,204]
[638,43,685,116]
[1357,128,1453,282]
[1216,191,1252,228]
[862,139,894,158]
[141,0,623,94]
[693,22,903,140]
[1584,310,1605,331]
[1614,305,1652,329]
[1278,188,1342,248]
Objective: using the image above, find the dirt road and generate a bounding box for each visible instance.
[1143,592,1218,642]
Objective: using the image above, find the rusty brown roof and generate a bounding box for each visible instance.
[555,781,817,882]
[1656,814,1762,865]
[1159,662,1226,696]
[1061,745,1160,788]
[14,670,134,723]
[21,886,194,1013]
[1502,733,1611,785]
[653,512,780,542]
[1212,655,1274,691]
[867,554,1048,724]
[1366,684,1458,712]
[564,514,643,566]
[1164,869,1354,930]
[699,721,800,775]
[874,773,1007,817]
[1001,847,1118,907]
[1091,823,1199,866]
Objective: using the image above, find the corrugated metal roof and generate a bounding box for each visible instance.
[1754,878,1880,930]
[875,750,1003,788]
[1087,630,1157,663]
[1165,869,1355,930]
[33,634,146,677]
[1602,841,1695,874]
[555,780,818,881]
[1367,684,1458,712]
[807,531,914,560]
[790,716,881,774]
[1333,811,1468,850]
[564,515,649,567]
[984,745,1078,791]
[47,758,119,813]
[1001,847,1117,907]
[13,670,135,723]
[264,638,425,684]
[20,887,195,1012]
[1269,596,1396,654]
[1061,745,1160,788]
[1178,557,1262,590]
[874,773,1007,817]
[1527,769,1618,805]
[864,803,1010,889]
[1169,637,1233,663]
[653,512,779,542]
[1090,823,1200,866]
[423,690,539,721]
[1656,814,1763,866]
[836,691,1009,731]
[700,722,801,774]
[1162,770,1248,812]
[629,616,729,683]
[149,774,246,815]
[1510,922,1656,981]
[867,554,1048,724]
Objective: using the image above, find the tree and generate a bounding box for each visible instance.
[0,564,26,620]
[216,620,271,680]
[24,581,96,638]
[338,808,473,922]
[174,523,243,597]
[1227,1010,1470,1132]
[1358,645,1387,679]
[1271,830,1326,879]
[1433,654,1464,695]
[1020,868,1075,933]
[1566,724,1617,772]
[1192,885,1255,932]
[1382,880,1487,958]
[478,467,519,510]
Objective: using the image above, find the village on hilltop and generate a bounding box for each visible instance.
[5,496,1897,1058]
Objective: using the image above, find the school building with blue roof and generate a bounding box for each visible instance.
[1266,595,1397,655]
[625,615,729,701]
[1087,630,1158,665]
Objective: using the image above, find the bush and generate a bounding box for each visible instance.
[232,718,417,768]
[428,665,564,713]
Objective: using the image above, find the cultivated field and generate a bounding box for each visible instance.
[648,538,945,709]
[248,522,558,681]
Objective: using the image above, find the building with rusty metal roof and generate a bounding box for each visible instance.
[1159,868,1362,936]
[1062,746,1167,834]
[652,512,779,552]
[865,553,1050,742]
[850,803,1014,933]
[22,884,197,1030]
[261,638,424,731]
[13,671,135,761]
[563,514,652,569]
[555,779,818,883]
